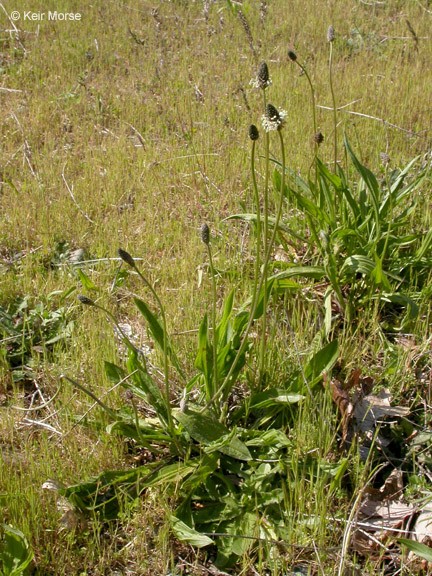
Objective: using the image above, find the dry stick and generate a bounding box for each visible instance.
[62,165,96,224]
[337,461,387,576]
[318,105,427,136]
[125,121,146,148]
[11,385,61,412]
[10,113,38,179]
[21,418,62,435]
[0,2,27,54]
[0,87,23,93]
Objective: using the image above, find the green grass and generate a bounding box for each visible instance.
[1,1,431,574]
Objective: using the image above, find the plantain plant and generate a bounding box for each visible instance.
[53,47,431,571]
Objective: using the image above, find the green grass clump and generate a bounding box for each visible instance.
[1,1,431,574]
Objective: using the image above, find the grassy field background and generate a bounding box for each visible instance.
[1,1,431,574]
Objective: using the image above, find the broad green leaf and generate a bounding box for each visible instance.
[245,428,291,448]
[104,361,127,383]
[203,426,249,460]
[0,524,33,576]
[345,138,380,211]
[290,187,331,225]
[173,408,251,461]
[231,512,257,556]
[125,352,167,421]
[171,516,213,548]
[61,461,196,520]
[195,313,212,385]
[416,228,432,261]
[141,461,197,488]
[399,538,432,562]
[272,277,301,293]
[106,420,172,445]
[181,453,219,493]
[341,254,375,276]
[76,268,98,291]
[250,389,305,410]
[217,289,235,347]
[133,297,183,375]
[270,266,326,281]
[304,339,339,388]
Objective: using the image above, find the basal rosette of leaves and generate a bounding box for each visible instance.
[266,137,430,333]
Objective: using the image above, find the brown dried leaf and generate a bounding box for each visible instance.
[347,368,361,390]
[328,377,353,443]
[413,507,432,544]
[360,498,415,527]
[353,388,410,437]
[351,470,417,557]
[329,378,351,416]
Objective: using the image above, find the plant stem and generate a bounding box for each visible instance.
[207,128,287,415]
[206,241,218,400]
[329,41,338,172]
[133,267,174,436]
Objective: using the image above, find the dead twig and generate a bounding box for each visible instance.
[318,105,428,137]
[62,164,95,224]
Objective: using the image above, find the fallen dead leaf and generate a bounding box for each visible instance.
[351,470,417,557]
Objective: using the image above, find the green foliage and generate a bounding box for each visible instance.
[64,260,340,568]
[399,538,432,563]
[271,137,429,332]
[0,292,74,381]
[0,525,33,576]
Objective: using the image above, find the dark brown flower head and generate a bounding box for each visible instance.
[257,61,270,88]
[200,223,210,245]
[327,25,335,42]
[314,131,324,145]
[118,248,136,268]
[249,124,259,141]
[287,49,297,62]
[250,61,272,90]
[77,295,95,306]
[262,103,287,132]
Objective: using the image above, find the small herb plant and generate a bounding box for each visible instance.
[58,45,429,573]
[0,292,75,383]
[0,525,33,576]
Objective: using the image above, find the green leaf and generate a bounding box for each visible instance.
[217,289,235,346]
[1,524,34,576]
[61,461,197,520]
[341,254,375,276]
[270,266,326,281]
[104,361,127,383]
[124,350,168,422]
[416,228,432,261]
[231,512,257,556]
[134,297,183,376]
[399,538,432,562]
[195,313,212,385]
[173,408,251,461]
[142,461,197,488]
[134,297,165,350]
[76,268,98,291]
[345,138,380,210]
[303,339,339,389]
[171,516,213,548]
[250,389,305,409]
